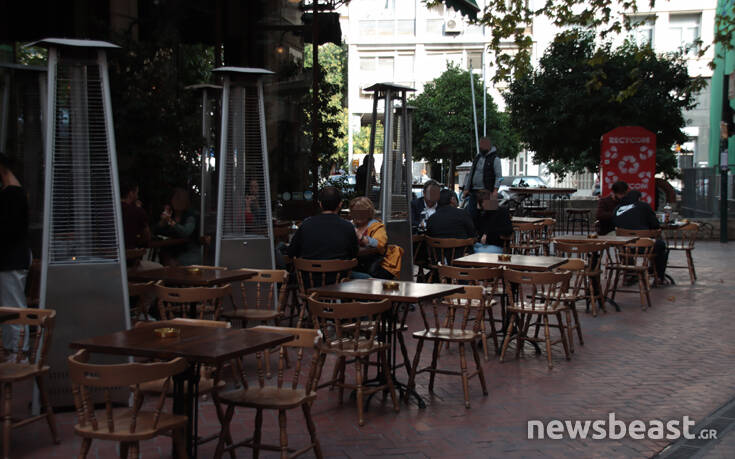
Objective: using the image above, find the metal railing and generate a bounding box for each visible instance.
[681,167,735,218]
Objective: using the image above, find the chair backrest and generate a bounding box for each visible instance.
[247,326,322,393]
[154,283,231,320]
[239,269,289,312]
[554,241,604,274]
[292,258,357,294]
[0,307,55,368]
[307,295,391,355]
[68,349,187,434]
[128,281,154,322]
[663,222,699,250]
[424,236,475,266]
[421,285,485,334]
[134,317,231,329]
[510,222,543,254]
[615,227,661,239]
[436,265,503,296]
[613,237,655,268]
[502,269,571,313]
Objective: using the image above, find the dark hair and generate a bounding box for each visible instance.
[423,179,440,193]
[319,186,342,211]
[120,177,138,198]
[611,181,629,194]
[0,152,16,170]
[438,189,454,206]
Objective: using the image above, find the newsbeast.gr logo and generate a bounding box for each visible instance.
[527,413,718,440]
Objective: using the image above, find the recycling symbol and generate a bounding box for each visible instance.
[618,155,639,174]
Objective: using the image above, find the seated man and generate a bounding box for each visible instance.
[410,180,440,233]
[613,190,668,283]
[287,186,358,260]
[596,180,628,235]
[473,191,512,254]
[426,189,476,239]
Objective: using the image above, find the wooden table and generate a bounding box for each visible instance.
[512,216,545,224]
[0,311,19,323]
[310,279,463,408]
[454,253,567,271]
[127,266,256,286]
[553,234,638,246]
[71,323,293,458]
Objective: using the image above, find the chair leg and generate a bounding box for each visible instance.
[355,358,365,426]
[428,341,440,393]
[278,410,288,459]
[643,272,652,310]
[543,315,553,370]
[302,403,323,459]
[407,338,424,402]
[458,343,471,408]
[253,408,264,458]
[564,308,575,354]
[119,442,129,459]
[129,442,139,459]
[470,340,488,397]
[214,405,235,459]
[557,312,571,361]
[686,249,696,283]
[570,304,583,346]
[3,382,11,459]
[36,376,59,444]
[396,331,412,379]
[499,314,516,363]
[518,314,532,358]
[212,395,236,459]
[78,438,92,459]
[485,306,499,357]
[173,428,188,459]
[381,350,400,413]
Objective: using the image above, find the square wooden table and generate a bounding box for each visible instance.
[454,253,568,271]
[127,266,257,286]
[552,234,638,246]
[70,323,293,458]
[310,279,464,408]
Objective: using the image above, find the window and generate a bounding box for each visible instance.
[669,13,701,55]
[628,15,655,47]
[360,57,377,72]
[359,21,377,37]
[360,19,415,38]
[396,20,414,36]
[377,57,395,79]
[426,19,444,34]
[396,54,414,78]
[467,52,483,71]
[376,20,394,37]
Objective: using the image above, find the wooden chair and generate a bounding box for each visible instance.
[663,222,699,283]
[550,259,587,353]
[407,285,489,408]
[510,222,543,255]
[292,258,357,327]
[0,308,58,459]
[308,295,399,426]
[128,281,155,323]
[424,237,475,281]
[499,270,572,369]
[607,238,655,310]
[154,283,231,321]
[436,265,503,360]
[24,259,41,307]
[223,270,289,328]
[412,234,429,282]
[214,326,324,459]
[554,241,605,317]
[67,349,188,458]
[535,218,556,255]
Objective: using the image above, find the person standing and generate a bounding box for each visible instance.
[0,153,31,357]
[596,181,628,235]
[462,137,502,219]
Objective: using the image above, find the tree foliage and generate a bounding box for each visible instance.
[505,30,704,178]
[411,64,520,184]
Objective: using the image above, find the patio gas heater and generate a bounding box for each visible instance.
[364,83,415,280]
[213,67,275,270]
[34,39,130,406]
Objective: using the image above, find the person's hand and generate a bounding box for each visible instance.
[462,189,470,198]
[160,205,172,224]
[135,199,143,208]
[480,234,487,245]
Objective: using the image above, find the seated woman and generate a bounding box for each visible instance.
[473,191,513,254]
[154,187,201,266]
[350,197,402,280]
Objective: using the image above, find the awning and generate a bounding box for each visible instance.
[441,0,480,19]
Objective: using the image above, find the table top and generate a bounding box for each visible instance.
[512,217,545,224]
[70,323,294,365]
[553,235,639,246]
[508,187,577,194]
[310,279,464,303]
[127,266,257,286]
[0,311,20,323]
[454,253,568,271]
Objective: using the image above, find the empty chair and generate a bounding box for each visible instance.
[214,326,324,458]
[663,222,699,283]
[128,281,154,323]
[155,283,231,320]
[292,258,357,326]
[509,222,543,255]
[68,349,188,458]
[424,236,475,281]
[554,241,605,316]
[0,308,59,459]
[607,238,655,310]
[500,270,572,369]
[407,285,489,408]
[308,295,399,426]
[222,269,289,328]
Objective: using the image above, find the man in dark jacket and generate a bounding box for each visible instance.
[613,190,668,283]
[410,180,440,233]
[426,189,476,239]
[596,181,628,235]
[461,137,502,219]
[0,153,31,355]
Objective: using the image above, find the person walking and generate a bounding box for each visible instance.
[462,136,502,220]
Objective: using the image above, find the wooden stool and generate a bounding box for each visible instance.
[565,209,591,235]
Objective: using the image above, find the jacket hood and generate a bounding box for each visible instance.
[620,190,641,205]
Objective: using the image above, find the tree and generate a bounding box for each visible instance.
[411,64,520,186]
[504,30,704,178]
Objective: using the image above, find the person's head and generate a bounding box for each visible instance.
[318,186,342,212]
[449,193,459,207]
[0,153,15,177]
[349,196,375,227]
[422,180,440,207]
[170,187,190,212]
[120,178,139,202]
[620,190,642,205]
[248,179,260,195]
[438,189,454,207]
[479,137,493,153]
[611,181,629,200]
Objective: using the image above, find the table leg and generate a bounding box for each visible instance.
[172,363,200,459]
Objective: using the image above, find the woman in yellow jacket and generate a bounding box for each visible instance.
[349,197,403,279]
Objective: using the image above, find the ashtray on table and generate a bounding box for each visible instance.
[185,267,201,275]
[498,254,512,262]
[153,327,181,339]
[382,281,400,290]
[587,234,599,239]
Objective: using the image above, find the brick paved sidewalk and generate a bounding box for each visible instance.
[8,241,735,458]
